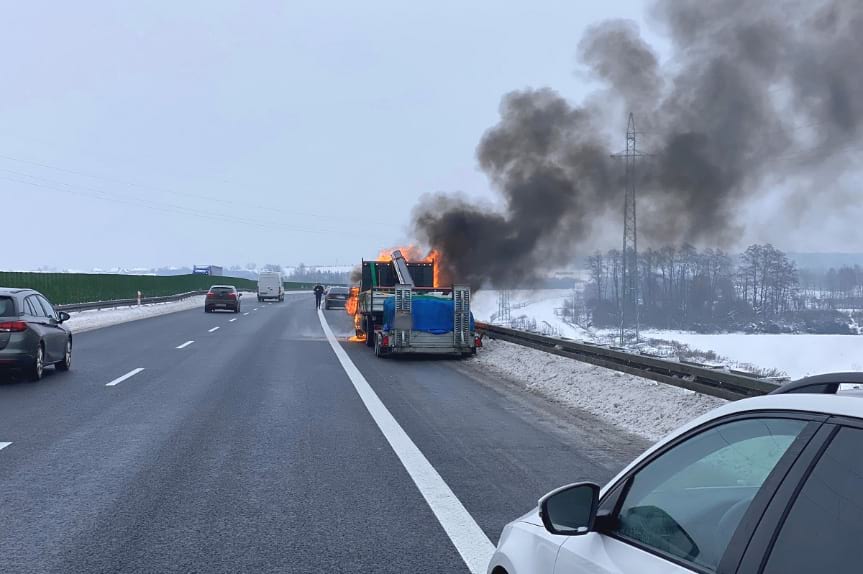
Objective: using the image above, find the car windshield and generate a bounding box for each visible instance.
[2,3,861,573]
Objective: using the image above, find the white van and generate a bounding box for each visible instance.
[257,272,284,302]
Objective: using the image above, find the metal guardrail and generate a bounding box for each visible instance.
[57,290,207,312]
[476,322,779,400]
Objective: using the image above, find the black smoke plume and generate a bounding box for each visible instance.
[414,0,863,289]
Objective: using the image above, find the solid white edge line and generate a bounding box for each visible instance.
[0,442,11,452]
[106,367,145,387]
[316,309,494,573]
[208,326,220,332]
[176,340,195,349]
[229,318,237,322]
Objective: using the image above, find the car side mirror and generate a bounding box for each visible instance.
[58,311,71,323]
[238,293,243,298]
[539,482,600,536]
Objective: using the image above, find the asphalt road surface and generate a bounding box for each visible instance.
[0,293,647,573]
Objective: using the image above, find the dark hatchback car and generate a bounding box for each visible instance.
[0,288,72,381]
[204,285,242,313]
[323,286,349,309]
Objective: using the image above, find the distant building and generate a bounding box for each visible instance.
[193,265,223,276]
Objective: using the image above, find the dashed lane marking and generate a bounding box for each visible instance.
[208,326,220,333]
[176,340,195,349]
[106,368,146,387]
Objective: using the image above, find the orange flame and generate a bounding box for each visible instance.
[344,286,360,316]
[376,245,443,288]
[347,303,366,342]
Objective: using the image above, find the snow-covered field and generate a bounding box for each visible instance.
[472,289,591,339]
[642,331,863,379]
[474,288,863,380]
[474,338,725,441]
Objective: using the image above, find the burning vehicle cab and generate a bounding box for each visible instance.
[351,250,480,358]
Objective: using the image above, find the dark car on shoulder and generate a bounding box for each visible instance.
[204,285,242,313]
[0,288,72,381]
[323,286,350,310]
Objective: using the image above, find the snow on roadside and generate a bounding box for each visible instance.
[64,291,268,333]
[473,338,725,441]
[65,296,208,333]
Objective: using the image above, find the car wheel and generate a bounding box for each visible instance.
[235,306,240,313]
[29,343,45,381]
[56,340,72,371]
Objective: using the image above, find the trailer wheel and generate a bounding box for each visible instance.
[374,334,390,359]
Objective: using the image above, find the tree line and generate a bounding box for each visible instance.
[583,244,862,333]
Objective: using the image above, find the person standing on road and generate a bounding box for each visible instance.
[313,284,325,309]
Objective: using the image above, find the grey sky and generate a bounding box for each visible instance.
[1,1,855,271]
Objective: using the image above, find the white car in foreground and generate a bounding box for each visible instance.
[489,372,863,574]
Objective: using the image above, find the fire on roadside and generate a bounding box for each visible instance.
[347,303,366,342]
[344,286,360,316]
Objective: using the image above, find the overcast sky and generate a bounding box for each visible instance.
[0,1,854,271]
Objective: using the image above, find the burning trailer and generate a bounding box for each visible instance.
[349,250,480,358]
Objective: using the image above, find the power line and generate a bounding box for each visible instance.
[0,172,368,238]
[0,152,356,222]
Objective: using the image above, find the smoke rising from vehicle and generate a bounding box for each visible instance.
[413,0,863,288]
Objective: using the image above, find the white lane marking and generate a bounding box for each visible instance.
[0,442,11,452]
[316,310,494,573]
[253,308,259,311]
[243,312,250,316]
[229,318,237,322]
[106,368,145,387]
[208,326,220,333]
[176,340,195,349]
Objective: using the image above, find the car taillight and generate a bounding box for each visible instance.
[0,321,28,332]
[206,292,216,298]
[382,335,389,347]
[227,293,237,300]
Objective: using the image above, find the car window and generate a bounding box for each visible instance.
[0,296,15,317]
[762,426,863,574]
[36,295,58,320]
[25,296,46,318]
[608,417,808,572]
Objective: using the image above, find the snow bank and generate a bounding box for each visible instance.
[64,290,264,333]
[473,338,725,441]
[64,296,208,333]
[642,331,863,379]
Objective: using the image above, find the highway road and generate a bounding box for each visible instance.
[0,293,647,573]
